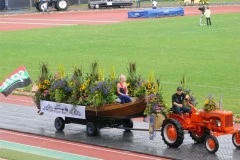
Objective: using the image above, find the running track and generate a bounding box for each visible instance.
[0,6,240,31]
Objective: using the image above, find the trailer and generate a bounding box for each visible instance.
[34,0,69,12]
[40,98,146,136]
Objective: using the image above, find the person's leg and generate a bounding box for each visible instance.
[209,18,211,25]
[206,18,209,25]
[172,105,181,114]
[182,106,192,113]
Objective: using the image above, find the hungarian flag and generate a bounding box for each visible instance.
[0,66,32,97]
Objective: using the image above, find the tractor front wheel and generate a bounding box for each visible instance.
[232,132,240,148]
[161,119,184,148]
[205,135,219,153]
[189,127,210,143]
[55,0,69,11]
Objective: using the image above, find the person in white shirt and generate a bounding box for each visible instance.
[204,7,211,26]
[152,0,157,9]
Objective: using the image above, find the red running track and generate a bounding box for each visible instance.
[0,129,169,160]
[0,6,240,31]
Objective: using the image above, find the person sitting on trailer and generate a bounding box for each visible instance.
[117,74,132,104]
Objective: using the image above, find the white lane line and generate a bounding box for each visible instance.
[0,21,76,26]
[0,18,119,23]
[0,130,161,160]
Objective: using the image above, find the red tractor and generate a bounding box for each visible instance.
[160,103,240,153]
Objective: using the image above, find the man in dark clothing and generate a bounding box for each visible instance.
[171,87,191,114]
[198,5,206,26]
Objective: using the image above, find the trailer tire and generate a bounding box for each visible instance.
[56,0,69,11]
[54,117,65,131]
[38,2,48,12]
[232,132,240,148]
[161,119,184,148]
[205,135,219,153]
[35,2,41,11]
[123,119,133,131]
[189,127,210,143]
[86,122,98,136]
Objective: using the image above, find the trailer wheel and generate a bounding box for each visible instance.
[95,4,99,9]
[123,119,133,131]
[54,117,65,131]
[232,132,240,148]
[56,0,69,11]
[205,135,219,153]
[35,2,41,11]
[189,127,210,143]
[161,119,184,148]
[86,122,98,136]
[38,2,48,12]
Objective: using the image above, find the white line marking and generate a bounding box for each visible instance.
[0,18,119,23]
[0,21,76,26]
[0,130,161,160]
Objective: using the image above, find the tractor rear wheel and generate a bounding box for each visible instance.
[205,135,219,153]
[55,0,69,11]
[189,127,210,143]
[232,132,240,148]
[161,119,184,148]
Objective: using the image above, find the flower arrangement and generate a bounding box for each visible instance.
[88,80,116,107]
[126,63,145,97]
[144,76,168,116]
[32,63,52,109]
[203,95,219,112]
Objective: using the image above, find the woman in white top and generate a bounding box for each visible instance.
[152,0,157,9]
[204,7,211,26]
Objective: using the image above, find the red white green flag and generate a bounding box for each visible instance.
[0,66,32,97]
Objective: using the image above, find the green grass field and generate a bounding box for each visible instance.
[0,13,239,113]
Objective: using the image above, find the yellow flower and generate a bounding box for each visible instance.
[44,80,50,85]
[42,85,46,89]
[147,83,152,89]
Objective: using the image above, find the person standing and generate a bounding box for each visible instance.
[191,0,194,6]
[42,0,49,14]
[204,7,212,26]
[136,0,141,8]
[152,0,157,9]
[198,5,205,26]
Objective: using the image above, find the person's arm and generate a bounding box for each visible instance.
[125,83,129,95]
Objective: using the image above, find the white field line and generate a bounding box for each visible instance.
[0,21,76,26]
[0,130,161,160]
[0,18,119,23]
